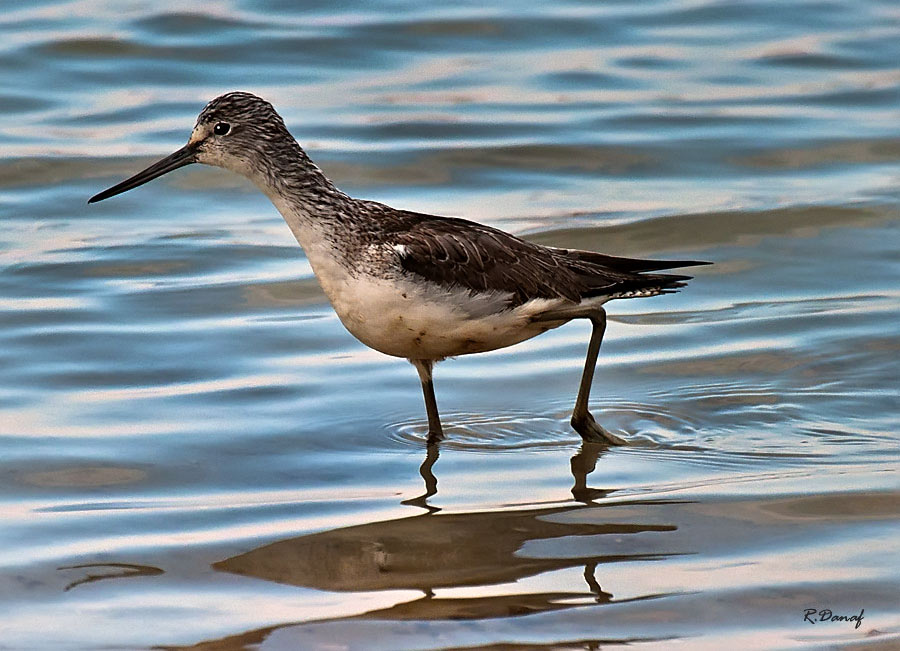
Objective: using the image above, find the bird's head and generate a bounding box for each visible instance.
[89,92,295,203]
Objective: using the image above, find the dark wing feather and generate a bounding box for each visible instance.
[387,214,583,304]
[548,248,712,273]
[382,211,706,307]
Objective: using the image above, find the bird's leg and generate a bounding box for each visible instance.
[571,309,628,446]
[411,359,444,443]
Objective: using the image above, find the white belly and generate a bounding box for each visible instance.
[317,267,568,360]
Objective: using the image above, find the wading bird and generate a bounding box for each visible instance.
[90,92,708,445]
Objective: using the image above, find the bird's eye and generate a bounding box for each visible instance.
[213,122,231,136]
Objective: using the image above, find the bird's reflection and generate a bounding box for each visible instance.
[214,441,675,600]
[167,440,681,649]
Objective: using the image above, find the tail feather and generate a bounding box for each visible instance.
[553,247,711,273]
[585,271,692,299]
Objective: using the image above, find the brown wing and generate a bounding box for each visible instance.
[383,212,698,307]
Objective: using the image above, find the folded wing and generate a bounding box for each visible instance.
[383,212,708,307]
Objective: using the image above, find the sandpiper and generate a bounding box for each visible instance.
[90,92,708,445]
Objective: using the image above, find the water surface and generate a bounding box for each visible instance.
[1,1,898,649]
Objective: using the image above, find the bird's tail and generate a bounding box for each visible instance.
[560,249,712,273]
[572,253,710,300]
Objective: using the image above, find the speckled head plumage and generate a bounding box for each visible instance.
[197,92,284,129]
[89,91,329,204]
[189,92,292,170]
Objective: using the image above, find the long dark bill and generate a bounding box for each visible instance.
[88,144,196,204]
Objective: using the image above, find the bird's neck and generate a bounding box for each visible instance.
[249,138,358,254]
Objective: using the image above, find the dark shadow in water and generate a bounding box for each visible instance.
[58,562,163,592]
[170,443,681,649]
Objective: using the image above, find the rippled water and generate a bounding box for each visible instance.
[1,1,899,649]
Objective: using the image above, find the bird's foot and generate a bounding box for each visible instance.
[571,412,628,446]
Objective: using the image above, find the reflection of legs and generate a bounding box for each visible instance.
[583,562,613,603]
[401,442,441,513]
[418,442,439,499]
[570,443,612,503]
[570,309,627,445]
[411,359,443,444]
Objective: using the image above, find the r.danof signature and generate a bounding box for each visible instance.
[804,608,865,630]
